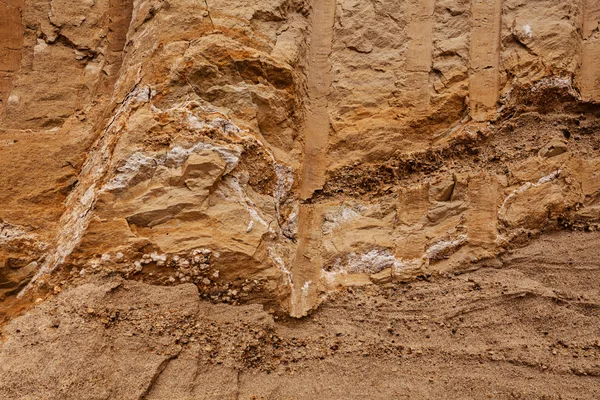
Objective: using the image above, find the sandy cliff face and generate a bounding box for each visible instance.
[2,0,600,317]
[1,1,600,397]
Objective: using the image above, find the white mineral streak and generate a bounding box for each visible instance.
[332,248,402,274]
[21,82,150,294]
[498,170,561,216]
[424,235,468,261]
[322,203,364,235]
[268,246,293,290]
[326,234,468,280]
[0,222,32,243]
[300,280,312,314]
[218,176,271,230]
[102,142,243,192]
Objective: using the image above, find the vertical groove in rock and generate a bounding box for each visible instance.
[0,0,23,114]
[467,173,499,249]
[290,204,323,317]
[470,0,503,121]
[579,0,600,101]
[405,0,435,114]
[299,0,335,200]
[101,0,134,94]
[290,0,336,317]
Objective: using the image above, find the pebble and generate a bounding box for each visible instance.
[134,261,143,272]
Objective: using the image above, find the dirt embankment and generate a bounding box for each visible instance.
[1,230,599,399]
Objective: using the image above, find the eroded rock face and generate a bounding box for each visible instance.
[1,0,600,321]
[1,232,600,399]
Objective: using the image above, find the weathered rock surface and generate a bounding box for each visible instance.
[1,0,600,396]
[1,231,600,399]
[1,0,600,317]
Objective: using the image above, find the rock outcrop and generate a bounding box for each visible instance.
[2,0,600,320]
[1,2,600,391]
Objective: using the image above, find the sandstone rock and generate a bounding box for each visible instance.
[1,0,600,397]
[1,0,600,323]
[180,151,226,188]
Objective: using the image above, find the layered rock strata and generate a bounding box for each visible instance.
[1,0,600,321]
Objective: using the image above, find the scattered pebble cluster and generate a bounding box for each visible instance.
[74,248,266,305]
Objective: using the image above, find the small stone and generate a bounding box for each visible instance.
[178,259,190,267]
[150,252,160,262]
